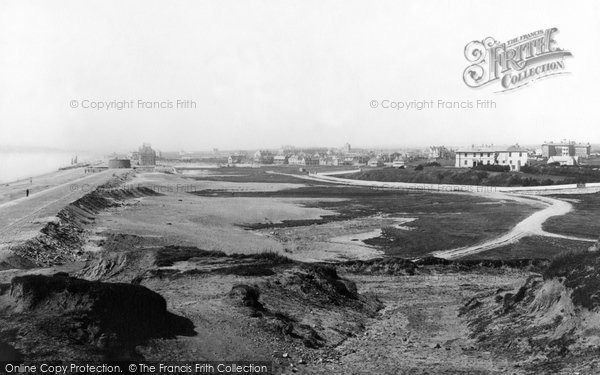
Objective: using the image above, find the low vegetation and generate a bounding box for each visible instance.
[343,164,600,187]
[543,192,600,238]
[461,236,592,260]
[195,185,538,258]
[154,246,294,268]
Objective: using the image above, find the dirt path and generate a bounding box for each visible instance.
[299,272,528,374]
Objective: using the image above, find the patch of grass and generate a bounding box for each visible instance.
[543,192,600,238]
[195,184,538,258]
[238,251,294,266]
[362,203,536,258]
[188,166,344,184]
[214,265,276,277]
[461,236,592,260]
[155,247,294,268]
[342,166,600,187]
[155,246,227,267]
[192,185,416,198]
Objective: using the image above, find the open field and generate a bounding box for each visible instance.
[342,165,600,187]
[461,235,592,260]
[192,182,539,259]
[189,166,358,184]
[543,192,600,239]
[1,168,598,373]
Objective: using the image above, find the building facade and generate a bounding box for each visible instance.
[428,146,452,159]
[391,156,405,168]
[548,155,578,166]
[541,142,591,159]
[138,144,156,166]
[455,146,528,172]
[367,158,384,167]
[228,155,244,165]
[253,150,274,164]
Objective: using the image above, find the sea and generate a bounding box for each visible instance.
[0,150,80,184]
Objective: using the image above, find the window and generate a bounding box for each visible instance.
[519,152,522,157]
[509,152,512,157]
[480,153,483,157]
[464,160,468,165]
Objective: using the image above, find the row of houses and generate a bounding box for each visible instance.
[455,140,594,171]
[262,153,372,166]
[228,150,407,167]
[455,145,529,171]
[227,141,593,172]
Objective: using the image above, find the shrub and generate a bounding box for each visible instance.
[541,179,555,186]
[472,164,510,172]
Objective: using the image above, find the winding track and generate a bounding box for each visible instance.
[270,170,598,259]
[432,194,596,259]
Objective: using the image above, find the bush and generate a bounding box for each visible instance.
[414,164,424,171]
[541,179,555,186]
[472,164,510,172]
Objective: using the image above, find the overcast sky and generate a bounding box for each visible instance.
[0,0,599,153]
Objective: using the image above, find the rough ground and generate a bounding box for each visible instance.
[300,271,527,374]
[459,247,600,375]
[0,169,599,374]
[0,273,195,361]
[0,169,128,267]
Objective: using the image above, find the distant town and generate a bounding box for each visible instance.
[71,140,599,174]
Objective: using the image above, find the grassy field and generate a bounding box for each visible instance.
[192,183,538,258]
[543,192,600,239]
[341,165,600,187]
[461,236,592,260]
[188,166,354,184]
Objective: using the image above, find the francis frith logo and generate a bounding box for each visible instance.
[463,28,572,92]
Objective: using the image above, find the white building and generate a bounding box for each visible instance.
[455,145,528,172]
[392,157,406,168]
[273,155,288,165]
[548,155,578,166]
[367,158,384,167]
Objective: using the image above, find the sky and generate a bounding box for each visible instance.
[0,0,599,153]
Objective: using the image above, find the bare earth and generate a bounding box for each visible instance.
[1,168,598,374]
[301,272,528,374]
